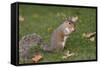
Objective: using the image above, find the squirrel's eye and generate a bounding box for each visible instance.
[69,23,71,24]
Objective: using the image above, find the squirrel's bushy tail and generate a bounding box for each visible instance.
[19,33,43,62]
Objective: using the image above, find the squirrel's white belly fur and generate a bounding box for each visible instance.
[62,36,68,48]
[62,27,70,47]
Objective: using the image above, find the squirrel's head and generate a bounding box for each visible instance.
[63,16,78,35]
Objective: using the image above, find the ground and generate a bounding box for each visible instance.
[19,4,96,64]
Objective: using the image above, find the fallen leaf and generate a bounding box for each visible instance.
[82,32,96,38]
[90,37,95,42]
[62,51,75,59]
[19,15,24,22]
[62,56,67,59]
[32,53,43,63]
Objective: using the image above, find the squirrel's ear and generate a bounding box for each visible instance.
[63,16,78,23]
[71,16,78,23]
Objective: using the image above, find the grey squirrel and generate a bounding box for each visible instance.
[19,16,78,62]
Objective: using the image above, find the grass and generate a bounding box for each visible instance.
[19,4,96,64]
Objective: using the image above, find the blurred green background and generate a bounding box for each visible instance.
[19,4,96,64]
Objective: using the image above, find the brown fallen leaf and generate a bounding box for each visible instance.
[19,15,24,22]
[82,32,96,38]
[32,53,43,63]
[62,51,75,59]
[90,37,95,42]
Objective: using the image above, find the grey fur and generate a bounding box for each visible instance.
[19,33,43,62]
